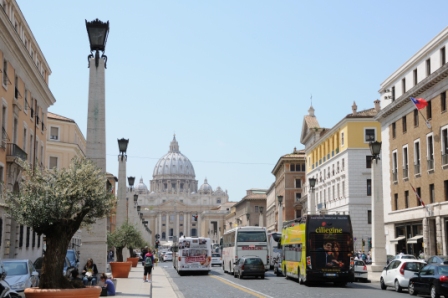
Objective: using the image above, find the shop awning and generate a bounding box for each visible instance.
[390,236,406,243]
[407,235,424,244]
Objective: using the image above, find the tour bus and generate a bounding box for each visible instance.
[279,215,354,286]
[173,236,212,275]
[220,226,269,274]
[268,232,282,269]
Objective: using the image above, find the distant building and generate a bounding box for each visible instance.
[224,189,267,231]
[301,102,381,252]
[376,26,448,256]
[0,0,55,260]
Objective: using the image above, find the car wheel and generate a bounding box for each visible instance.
[261,274,265,279]
[233,271,237,278]
[380,277,387,290]
[431,285,440,298]
[394,279,402,293]
[408,282,418,296]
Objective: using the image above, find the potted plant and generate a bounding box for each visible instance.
[107,222,145,276]
[4,158,115,297]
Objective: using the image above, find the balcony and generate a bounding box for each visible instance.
[427,159,434,171]
[414,163,420,175]
[6,143,27,163]
[402,167,409,179]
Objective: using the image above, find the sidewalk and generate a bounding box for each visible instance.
[112,263,182,297]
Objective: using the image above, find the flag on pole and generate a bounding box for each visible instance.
[410,184,425,207]
[410,97,428,110]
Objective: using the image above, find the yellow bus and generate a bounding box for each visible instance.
[279,215,355,286]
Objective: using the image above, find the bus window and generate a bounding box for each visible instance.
[237,231,267,242]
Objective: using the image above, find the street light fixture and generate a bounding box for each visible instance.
[309,177,317,191]
[259,206,264,214]
[85,19,109,68]
[133,194,138,207]
[117,138,129,161]
[128,176,135,191]
[277,195,283,206]
[137,206,141,212]
[369,141,382,163]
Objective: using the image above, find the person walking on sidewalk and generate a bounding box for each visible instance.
[143,249,154,282]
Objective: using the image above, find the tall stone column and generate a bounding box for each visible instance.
[197,213,202,237]
[81,55,107,272]
[186,212,190,237]
[176,213,180,237]
[183,214,187,237]
[165,214,169,240]
[370,158,387,272]
[158,213,162,236]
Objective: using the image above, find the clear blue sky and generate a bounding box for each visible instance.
[18,1,448,202]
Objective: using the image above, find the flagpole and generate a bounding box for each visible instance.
[418,109,432,129]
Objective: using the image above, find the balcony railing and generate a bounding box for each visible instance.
[442,154,448,166]
[6,143,27,161]
[427,159,434,171]
[414,163,420,175]
[402,167,409,179]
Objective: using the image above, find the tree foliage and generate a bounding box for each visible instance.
[4,157,116,289]
[108,222,146,262]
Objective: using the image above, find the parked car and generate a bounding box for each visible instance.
[233,256,265,279]
[380,259,425,292]
[163,252,173,262]
[426,255,448,265]
[408,264,448,297]
[393,254,417,260]
[211,253,221,267]
[33,256,74,278]
[2,259,39,294]
[354,260,368,282]
[66,249,79,269]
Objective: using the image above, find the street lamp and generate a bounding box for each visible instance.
[308,177,316,191]
[133,194,138,207]
[128,176,135,191]
[369,141,382,163]
[308,177,317,215]
[117,138,129,161]
[259,207,264,214]
[277,195,283,206]
[137,206,141,212]
[85,19,109,68]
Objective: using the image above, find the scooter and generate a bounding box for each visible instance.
[0,266,20,298]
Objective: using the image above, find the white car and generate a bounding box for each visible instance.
[163,252,173,262]
[3,259,39,294]
[393,254,417,260]
[211,253,221,266]
[353,260,368,282]
[380,259,425,292]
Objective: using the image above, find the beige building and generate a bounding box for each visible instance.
[224,189,267,232]
[377,26,448,257]
[0,0,55,260]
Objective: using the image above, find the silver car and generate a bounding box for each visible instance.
[3,259,39,294]
[211,253,221,267]
[380,259,425,292]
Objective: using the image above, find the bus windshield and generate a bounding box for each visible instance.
[237,231,267,242]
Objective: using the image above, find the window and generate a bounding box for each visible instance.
[403,146,409,178]
[392,86,396,101]
[413,68,418,86]
[402,116,407,133]
[295,179,301,188]
[430,184,435,203]
[442,127,448,166]
[301,164,305,171]
[392,151,398,181]
[427,134,434,170]
[255,206,259,213]
[442,47,446,65]
[366,156,373,168]
[341,132,345,146]
[414,109,419,127]
[402,78,406,94]
[217,198,221,204]
[394,194,398,210]
[342,159,345,171]
[49,127,59,140]
[416,187,422,206]
[392,122,396,138]
[426,58,431,76]
[49,156,58,169]
[367,179,371,196]
[367,210,372,224]
[427,100,432,119]
[2,59,7,86]
[14,75,18,99]
[290,164,295,171]
[295,193,301,201]
[365,129,375,142]
[414,141,421,174]
[405,191,409,208]
[23,128,27,154]
[442,92,446,112]
[19,225,24,247]
[444,180,448,201]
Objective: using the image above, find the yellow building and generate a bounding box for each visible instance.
[0,0,55,260]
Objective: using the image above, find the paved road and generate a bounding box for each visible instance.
[159,262,407,298]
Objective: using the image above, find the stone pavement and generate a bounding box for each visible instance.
[112,263,183,298]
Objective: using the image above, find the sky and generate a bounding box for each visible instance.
[17,0,448,202]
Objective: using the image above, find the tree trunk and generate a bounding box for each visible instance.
[116,247,124,262]
[39,230,74,289]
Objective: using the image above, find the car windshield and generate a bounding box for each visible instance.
[212,254,220,257]
[3,262,28,275]
[245,258,262,265]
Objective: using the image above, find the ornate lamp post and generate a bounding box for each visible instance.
[277,196,283,231]
[81,18,110,273]
[369,141,387,272]
[133,194,138,208]
[115,138,129,233]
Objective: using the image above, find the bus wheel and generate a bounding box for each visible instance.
[223,262,227,273]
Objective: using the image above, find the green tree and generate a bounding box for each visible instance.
[107,222,146,262]
[4,157,115,289]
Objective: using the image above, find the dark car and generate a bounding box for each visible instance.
[233,256,265,279]
[426,255,448,265]
[408,264,448,297]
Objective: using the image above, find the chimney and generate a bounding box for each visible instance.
[374,99,381,112]
[352,101,357,114]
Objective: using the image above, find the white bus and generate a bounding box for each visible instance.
[268,232,282,269]
[173,237,211,275]
[220,226,269,274]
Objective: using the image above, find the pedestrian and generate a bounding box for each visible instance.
[100,273,116,296]
[82,258,99,286]
[143,249,154,282]
[141,246,148,266]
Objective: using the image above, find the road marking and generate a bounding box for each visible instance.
[209,275,274,298]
